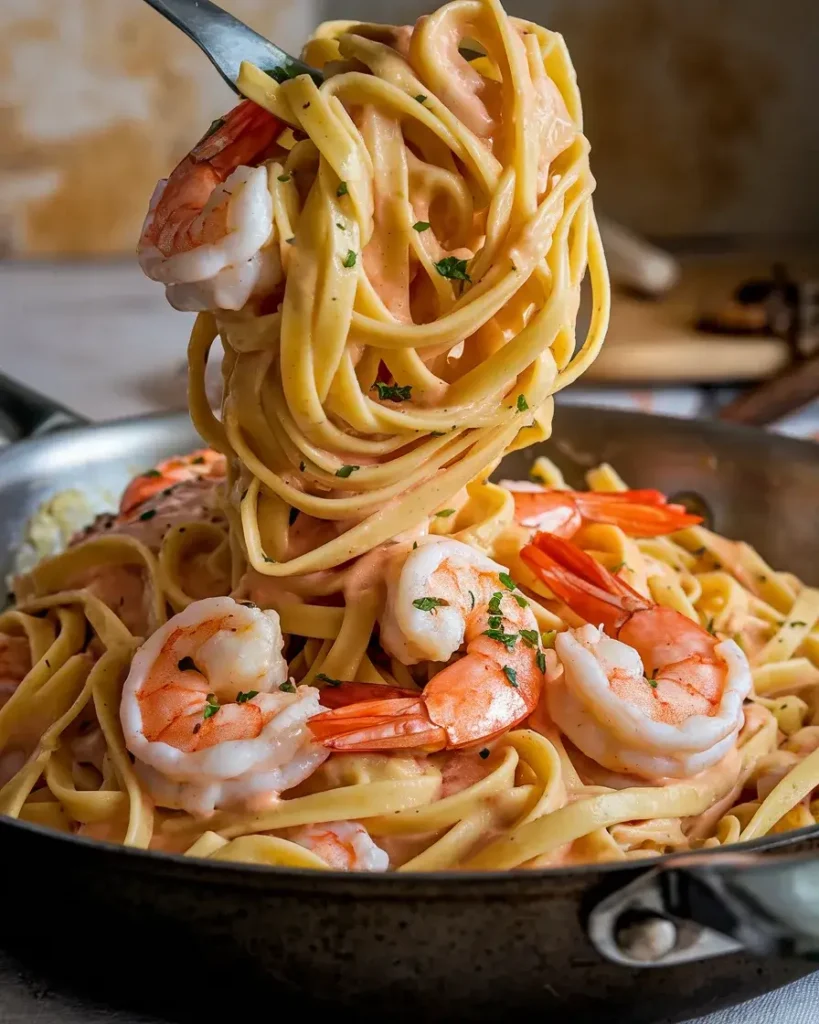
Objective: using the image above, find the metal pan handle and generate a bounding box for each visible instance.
[0,372,86,444]
[588,845,819,967]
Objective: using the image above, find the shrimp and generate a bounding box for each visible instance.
[505,484,701,538]
[0,633,31,708]
[120,596,328,816]
[138,100,285,312]
[288,821,390,871]
[308,537,544,752]
[119,449,226,518]
[521,533,751,779]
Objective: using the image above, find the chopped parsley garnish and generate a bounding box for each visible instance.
[541,630,557,649]
[236,690,259,704]
[371,381,412,402]
[479,748,490,759]
[529,469,546,484]
[758,574,768,583]
[203,694,220,719]
[488,615,503,630]
[790,621,808,627]
[202,117,225,140]
[264,60,303,84]
[647,678,658,689]
[139,509,157,521]
[434,256,471,282]
[516,394,529,413]
[317,673,342,687]
[336,464,359,478]
[279,681,297,693]
[519,628,540,648]
[536,649,546,673]
[483,628,517,649]
[706,617,716,635]
[415,94,427,103]
[488,591,503,614]
[513,594,529,608]
[468,590,475,610]
[286,237,296,245]
[289,507,300,526]
[503,665,519,688]
[611,561,626,573]
[691,547,706,556]
[177,656,198,673]
[143,469,161,478]
[413,221,430,232]
[278,174,290,183]
[499,572,517,591]
[337,181,349,197]
[192,456,206,465]
[435,508,456,518]
[412,596,449,612]
[342,250,357,268]
[263,555,276,563]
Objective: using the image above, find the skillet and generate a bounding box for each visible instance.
[1,373,819,1024]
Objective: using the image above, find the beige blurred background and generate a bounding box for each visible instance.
[1,0,817,258]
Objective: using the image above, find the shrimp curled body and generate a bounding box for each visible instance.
[522,533,751,780]
[121,596,328,816]
[309,537,544,752]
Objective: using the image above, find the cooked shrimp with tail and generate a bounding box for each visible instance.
[119,448,225,518]
[121,596,328,816]
[138,100,284,311]
[506,485,701,538]
[309,537,545,751]
[521,533,751,780]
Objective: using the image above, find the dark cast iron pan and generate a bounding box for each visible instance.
[1,372,819,1024]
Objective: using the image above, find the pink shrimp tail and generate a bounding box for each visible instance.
[521,532,650,631]
[308,695,448,751]
[513,488,701,538]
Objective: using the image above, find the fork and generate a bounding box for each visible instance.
[141,0,322,90]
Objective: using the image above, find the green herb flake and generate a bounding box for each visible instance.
[337,181,349,197]
[143,469,162,478]
[413,596,449,612]
[468,590,476,610]
[435,508,456,518]
[433,256,471,282]
[139,509,157,521]
[202,117,226,141]
[503,665,519,688]
[286,237,296,245]
[277,173,291,183]
[342,249,357,268]
[371,381,412,402]
[611,561,626,573]
[236,690,259,704]
[488,615,503,630]
[691,547,706,557]
[541,630,557,649]
[706,617,716,635]
[336,464,360,478]
[529,469,546,484]
[516,394,529,413]
[536,649,547,673]
[483,628,517,650]
[299,461,306,472]
[316,673,342,687]
[513,593,529,608]
[488,591,503,614]
[415,94,427,103]
[239,600,257,608]
[413,221,431,232]
[499,572,517,591]
[203,694,220,719]
[430,431,446,437]
[279,681,296,693]
[479,748,490,760]
[790,621,808,627]
[647,678,658,689]
[263,555,276,564]
[264,61,302,85]
[519,628,540,648]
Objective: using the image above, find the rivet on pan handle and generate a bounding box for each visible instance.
[0,372,85,444]
[587,847,819,968]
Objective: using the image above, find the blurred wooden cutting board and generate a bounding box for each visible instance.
[586,249,819,383]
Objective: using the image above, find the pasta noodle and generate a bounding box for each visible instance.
[3,0,819,873]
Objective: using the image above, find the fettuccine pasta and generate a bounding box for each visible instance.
[4,1,817,873]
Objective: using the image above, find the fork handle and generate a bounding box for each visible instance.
[141,0,319,92]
